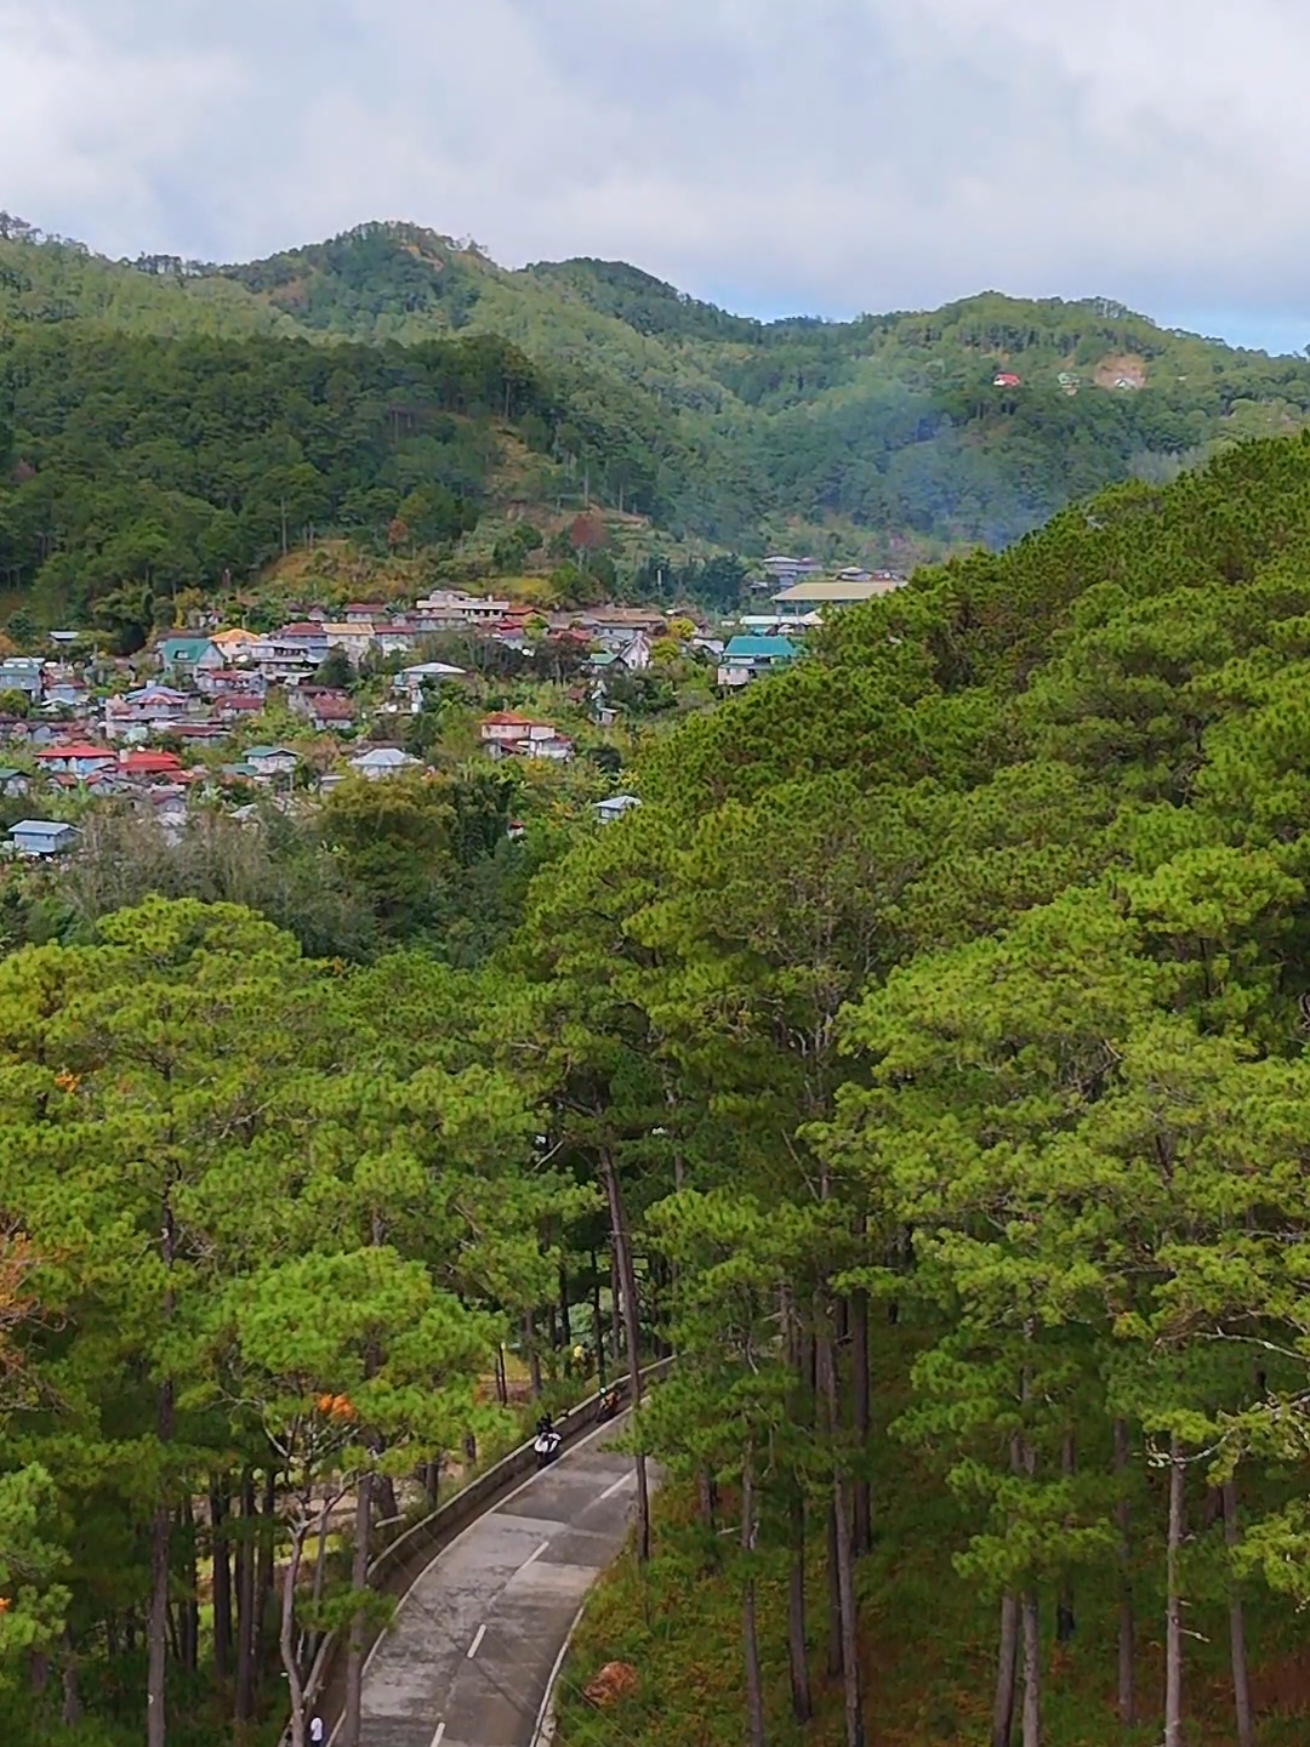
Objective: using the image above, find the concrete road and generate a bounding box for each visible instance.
[356,1420,644,1747]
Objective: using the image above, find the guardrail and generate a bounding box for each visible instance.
[283,1358,672,1745]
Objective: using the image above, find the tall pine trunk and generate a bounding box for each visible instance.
[741,1459,767,1747]
[820,1324,865,1747]
[992,1592,1019,1747]
[147,1375,175,1747]
[1114,1420,1135,1727]
[1056,1434,1076,1642]
[180,1497,200,1674]
[211,1482,233,1685]
[851,1287,872,1556]
[342,1472,372,1747]
[235,1472,257,1735]
[788,1486,812,1723]
[1016,1413,1040,1747]
[600,1148,650,1562]
[826,1500,844,1677]
[61,1628,82,1728]
[1164,1436,1186,1747]
[282,1521,310,1747]
[148,1195,178,1747]
[590,1247,607,1386]
[1222,1479,1253,1747]
[1021,1591,1041,1747]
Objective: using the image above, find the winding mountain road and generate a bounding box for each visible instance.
[352,1419,643,1747]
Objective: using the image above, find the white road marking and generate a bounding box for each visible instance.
[467,1622,488,1659]
[522,1538,551,1569]
[598,1472,633,1502]
[429,1723,446,1747]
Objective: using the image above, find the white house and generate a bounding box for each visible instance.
[414,590,510,627]
[616,630,653,672]
[349,746,420,780]
[594,794,642,824]
[243,745,300,779]
[11,819,77,857]
[394,661,467,714]
[0,658,45,700]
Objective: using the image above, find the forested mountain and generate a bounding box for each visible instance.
[5,217,1310,569]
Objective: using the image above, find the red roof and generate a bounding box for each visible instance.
[280,622,325,636]
[214,694,263,711]
[481,711,535,726]
[312,698,354,720]
[120,752,184,775]
[35,743,113,760]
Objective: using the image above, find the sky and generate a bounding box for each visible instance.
[2,0,1308,353]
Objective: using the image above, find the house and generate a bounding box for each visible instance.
[322,623,375,664]
[373,623,419,657]
[243,745,300,779]
[195,666,265,699]
[212,693,266,724]
[42,681,90,711]
[576,608,667,651]
[246,636,320,683]
[480,711,543,746]
[615,630,653,672]
[993,371,1022,388]
[594,794,642,825]
[520,733,573,762]
[169,721,229,748]
[103,687,198,743]
[290,688,355,731]
[345,602,388,624]
[11,819,77,857]
[759,555,824,591]
[393,661,466,714]
[0,658,45,700]
[118,750,185,783]
[210,628,261,659]
[717,635,799,689]
[772,577,904,620]
[414,589,511,627]
[349,746,420,780]
[33,742,119,780]
[0,768,29,797]
[158,636,224,680]
[274,622,331,662]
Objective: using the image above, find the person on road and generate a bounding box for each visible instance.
[309,1714,325,1746]
[534,1413,561,1468]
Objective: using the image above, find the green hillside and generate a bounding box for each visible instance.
[6,218,1310,572]
[521,431,1310,1747]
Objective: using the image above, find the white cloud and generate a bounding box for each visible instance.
[1,0,1308,341]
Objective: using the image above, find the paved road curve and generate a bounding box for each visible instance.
[354,1421,642,1747]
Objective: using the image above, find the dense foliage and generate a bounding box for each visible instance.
[0,328,555,629]
[518,432,1310,1747]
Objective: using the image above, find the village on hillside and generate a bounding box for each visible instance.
[0,559,904,859]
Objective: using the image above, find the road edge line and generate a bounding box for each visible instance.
[530,1596,589,1747]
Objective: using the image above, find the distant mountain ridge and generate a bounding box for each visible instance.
[5,215,1310,559]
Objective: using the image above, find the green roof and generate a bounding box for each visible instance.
[160,637,215,662]
[724,635,799,661]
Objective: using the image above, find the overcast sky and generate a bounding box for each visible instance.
[2,0,1307,352]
